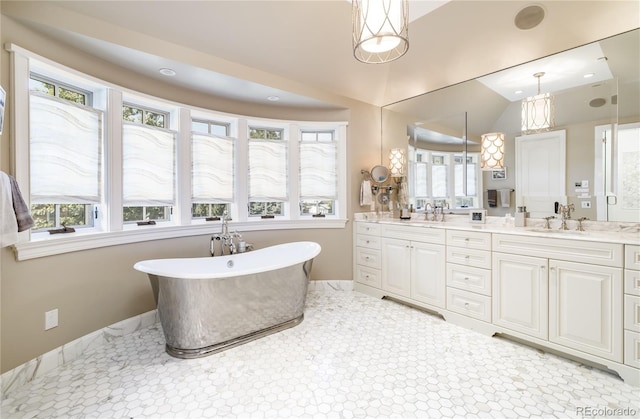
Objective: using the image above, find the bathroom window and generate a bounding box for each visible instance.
[454,153,480,208]
[191,118,235,219]
[28,74,101,231]
[248,126,287,217]
[11,47,348,259]
[410,149,481,210]
[192,119,230,136]
[122,103,176,223]
[299,130,336,217]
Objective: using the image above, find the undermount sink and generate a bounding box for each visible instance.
[527,228,586,235]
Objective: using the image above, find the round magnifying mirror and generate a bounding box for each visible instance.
[370,165,389,183]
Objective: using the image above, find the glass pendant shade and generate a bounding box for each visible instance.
[522,72,555,133]
[352,0,409,64]
[480,132,505,170]
[388,148,406,177]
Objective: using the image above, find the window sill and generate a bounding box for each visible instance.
[13,218,348,261]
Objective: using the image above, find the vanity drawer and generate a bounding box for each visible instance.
[446,287,491,322]
[447,263,491,296]
[356,234,381,250]
[380,224,445,244]
[446,247,491,269]
[624,330,640,368]
[356,247,381,269]
[492,234,623,268]
[626,245,640,271]
[356,222,381,236]
[624,294,640,332]
[446,230,491,250]
[355,265,381,288]
[625,270,640,296]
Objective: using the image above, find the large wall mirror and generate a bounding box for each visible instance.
[382,28,639,222]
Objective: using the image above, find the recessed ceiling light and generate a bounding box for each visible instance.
[514,90,523,95]
[267,96,280,102]
[159,68,176,77]
[584,73,595,79]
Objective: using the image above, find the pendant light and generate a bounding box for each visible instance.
[352,0,409,64]
[480,132,505,170]
[522,72,555,133]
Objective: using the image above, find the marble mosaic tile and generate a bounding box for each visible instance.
[0,309,158,397]
[2,281,639,418]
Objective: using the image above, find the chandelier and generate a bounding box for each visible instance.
[352,0,409,64]
[521,72,555,133]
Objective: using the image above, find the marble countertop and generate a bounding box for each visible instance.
[354,213,640,245]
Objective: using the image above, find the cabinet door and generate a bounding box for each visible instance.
[381,238,411,297]
[549,260,623,362]
[411,242,446,308]
[492,253,548,340]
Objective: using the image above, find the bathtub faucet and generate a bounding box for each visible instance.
[218,211,242,255]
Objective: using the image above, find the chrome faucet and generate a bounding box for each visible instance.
[211,211,242,256]
[558,204,575,230]
[440,202,450,222]
[424,203,435,221]
[576,217,588,231]
[543,216,555,229]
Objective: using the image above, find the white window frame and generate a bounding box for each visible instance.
[411,148,482,211]
[7,44,347,261]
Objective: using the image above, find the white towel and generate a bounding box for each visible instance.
[500,189,511,208]
[1,172,19,247]
[360,180,373,207]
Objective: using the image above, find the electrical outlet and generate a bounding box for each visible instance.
[45,309,58,330]
[581,201,591,209]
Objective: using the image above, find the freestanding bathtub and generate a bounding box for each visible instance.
[134,241,321,358]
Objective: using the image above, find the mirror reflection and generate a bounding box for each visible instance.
[382,29,639,222]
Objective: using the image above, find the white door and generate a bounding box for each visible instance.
[608,123,640,222]
[515,130,566,218]
[549,259,623,362]
[492,253,548,339]
[411,241,446,308]
[381,237,411,297]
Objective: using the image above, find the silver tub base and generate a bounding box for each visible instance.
[149,260,314,359]
[166,314,304,359]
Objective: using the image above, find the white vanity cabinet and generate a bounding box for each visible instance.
[492,253,548,339]
[493,234,624,363]
[624,245,640,368]
[353,222,382,288]
[380,224,446,308]
[446,230,492,322]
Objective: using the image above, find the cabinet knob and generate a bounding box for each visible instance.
[464,302,470,308]
[540,266,545,270]
[464,277,469,281]
[464,238,470,242]
[365,256,370,260]
[366,240,370,244]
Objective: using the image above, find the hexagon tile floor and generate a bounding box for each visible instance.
[2,281,639,418]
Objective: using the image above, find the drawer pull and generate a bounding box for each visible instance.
[464,277,469,281]
[464,238,470,242]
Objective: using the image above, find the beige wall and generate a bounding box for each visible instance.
[0,15,382,372]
